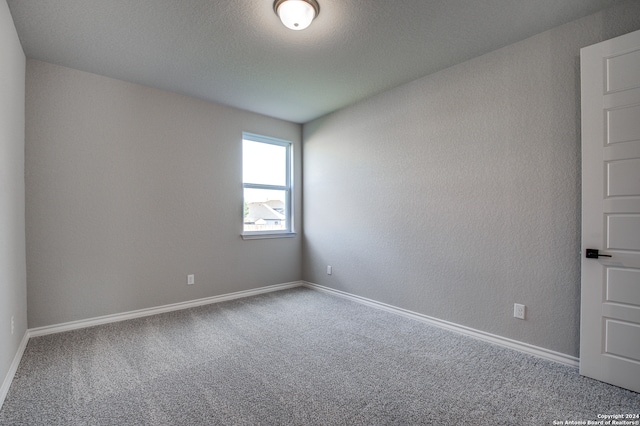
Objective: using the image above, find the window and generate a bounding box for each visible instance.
[242,133,294,239]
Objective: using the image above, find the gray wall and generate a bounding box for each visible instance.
[25,60,302,328]
[0,0,27,390]
[302,2,640,358]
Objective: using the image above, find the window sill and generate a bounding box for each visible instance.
[241,232,297,240]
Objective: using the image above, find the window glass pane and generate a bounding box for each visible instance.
[243,188,287,232]
[242,140,286,186]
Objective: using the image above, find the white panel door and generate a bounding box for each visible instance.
[580,29,640,393]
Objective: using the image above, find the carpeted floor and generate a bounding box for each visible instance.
[1,287,638,425]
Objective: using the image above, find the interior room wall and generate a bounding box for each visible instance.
[25,60,302,328]
[302,1,640,358]
[0,0,27,393]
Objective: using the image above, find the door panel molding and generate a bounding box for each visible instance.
[580,28,640,393]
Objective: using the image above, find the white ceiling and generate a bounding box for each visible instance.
[7,0,627,123]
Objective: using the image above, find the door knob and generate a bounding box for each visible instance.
[586,249,612,259]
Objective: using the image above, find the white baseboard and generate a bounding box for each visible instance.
[28,281,303,338]
[0,331,29,410]
[302,281,580,368]
[2,279,578,411]
[2,281,302,409]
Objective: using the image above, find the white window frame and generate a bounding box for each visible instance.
[241,133,295,240]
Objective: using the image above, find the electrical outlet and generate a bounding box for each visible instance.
[187,274,195,285]
[327,265,332,275]
[514,303,526,320]
[11,316,14,335]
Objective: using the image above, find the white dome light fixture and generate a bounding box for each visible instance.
[273,0,320,31]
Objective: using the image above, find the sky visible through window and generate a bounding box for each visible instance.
[243,140,286,203]
[242,137,290,233]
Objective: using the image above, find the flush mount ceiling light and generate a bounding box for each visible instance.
[273,0,320,31]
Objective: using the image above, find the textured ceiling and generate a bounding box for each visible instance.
[7,0,628,123]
